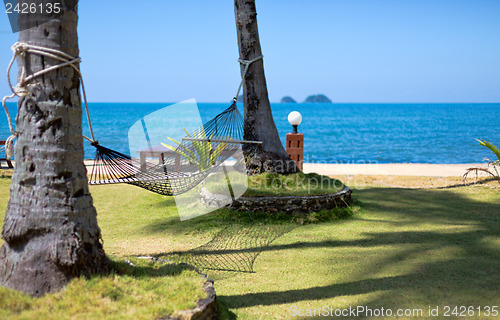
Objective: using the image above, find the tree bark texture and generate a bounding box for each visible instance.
[234,0,298,174]
[0,1,110,296]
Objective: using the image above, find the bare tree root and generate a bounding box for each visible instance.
[463,160,500,185]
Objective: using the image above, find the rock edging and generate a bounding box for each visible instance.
[201,186,352,214]
[165,278,217,320]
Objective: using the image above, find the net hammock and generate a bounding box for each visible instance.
[3,42,264,196]
[88,101,257,196]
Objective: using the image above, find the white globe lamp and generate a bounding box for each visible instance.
[288,111,302,134]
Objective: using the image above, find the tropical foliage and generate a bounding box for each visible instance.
[162,128,228,171]
[477,139,500,164]
[463,139,500,182]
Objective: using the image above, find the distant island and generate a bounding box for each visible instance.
[236,94,243,102]
[304,94,332,103]
[281,96,297,103]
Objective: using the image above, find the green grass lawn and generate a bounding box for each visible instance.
[0,178,207,320]
[214,184,500,319]
[0,258,205,320]
[0,175,499,319]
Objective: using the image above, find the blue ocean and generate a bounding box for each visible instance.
[1,102,499,164]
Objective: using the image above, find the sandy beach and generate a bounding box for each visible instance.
[303,163,489,177]
[1,161,492,179]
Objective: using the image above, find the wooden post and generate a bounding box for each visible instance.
[0,140,13,168]
[286,133,304,171]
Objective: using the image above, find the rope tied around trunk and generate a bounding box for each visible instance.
[2,42,97,160]
[234,55,263,102]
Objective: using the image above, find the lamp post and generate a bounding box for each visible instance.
[286,111,304,171]
[288,111,302,134]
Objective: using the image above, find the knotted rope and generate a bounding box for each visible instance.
[2,42,97,160]
[234,55,263,102]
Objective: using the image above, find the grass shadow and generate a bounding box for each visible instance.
[218,187,500,311]
[154,223,297,273]
[147,206,354,273]
[110,257,196,278]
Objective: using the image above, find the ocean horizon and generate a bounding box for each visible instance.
[2,102,499,164]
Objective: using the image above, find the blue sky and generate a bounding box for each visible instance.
[0,0,499,103]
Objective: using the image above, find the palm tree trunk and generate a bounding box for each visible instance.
[234,0,298,174]
[0,1,110,296]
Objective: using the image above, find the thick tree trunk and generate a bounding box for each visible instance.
[234,0,298,175]
[0,1,110,296]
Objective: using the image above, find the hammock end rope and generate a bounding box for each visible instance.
[5,135,15,160]
[2,42,98,160]
[234,55,263,101]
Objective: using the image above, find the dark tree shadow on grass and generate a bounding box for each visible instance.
[216,187,500,310]
[110,257,196,278]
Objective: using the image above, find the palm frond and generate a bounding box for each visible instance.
[477,139,500,163]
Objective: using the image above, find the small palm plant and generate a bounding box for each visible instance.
[162,128,228,171]
[477,139,500,165]
[463,139,500,183]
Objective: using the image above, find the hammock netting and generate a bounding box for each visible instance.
[88,101,249,196]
